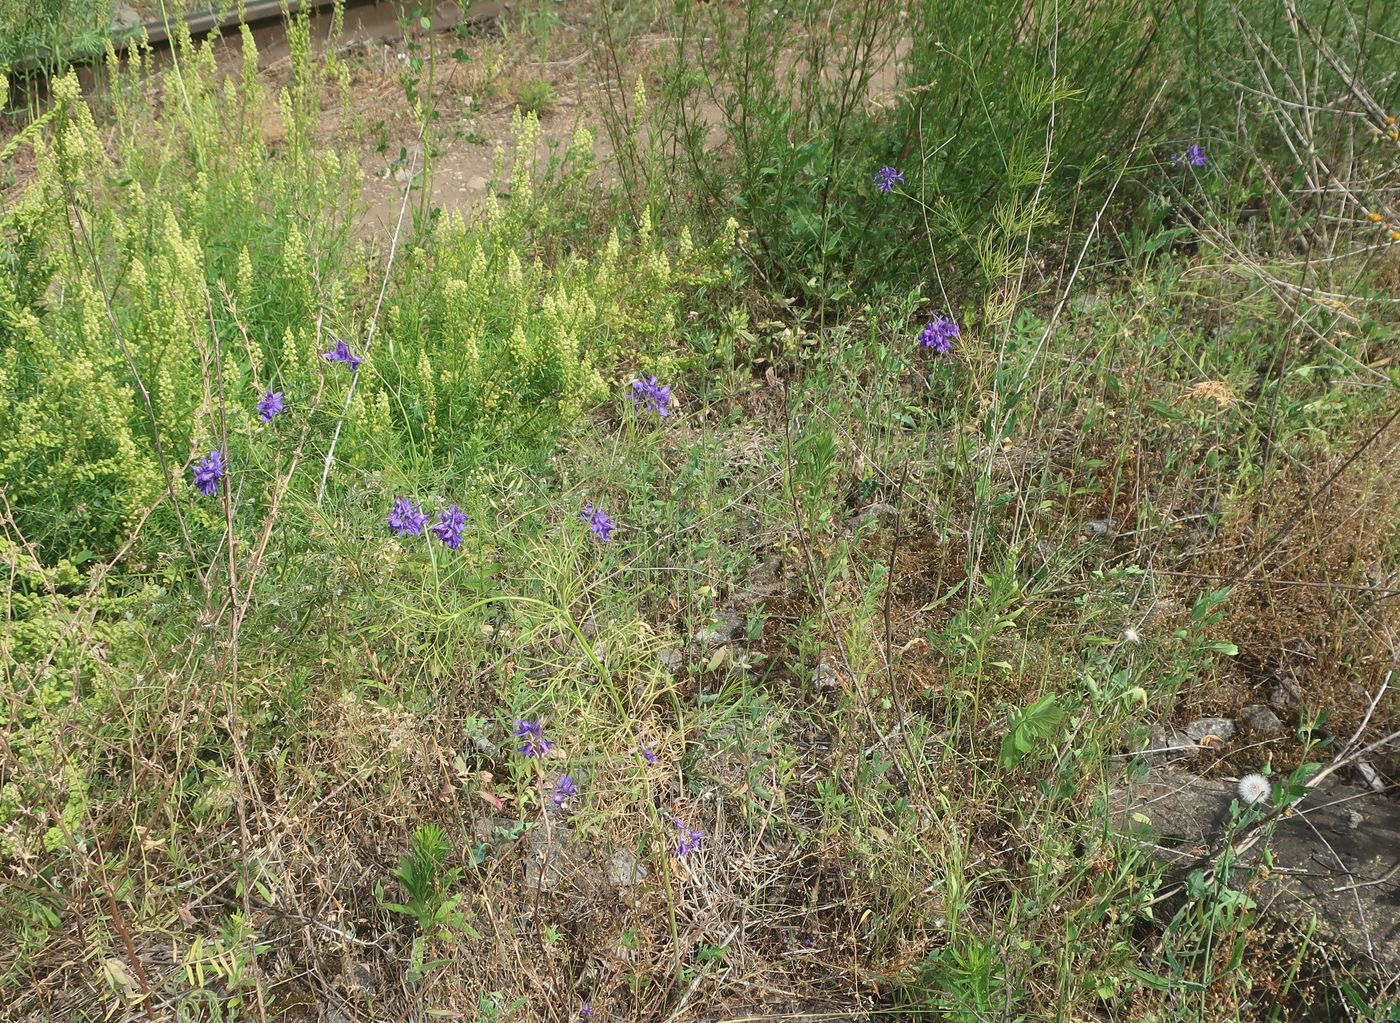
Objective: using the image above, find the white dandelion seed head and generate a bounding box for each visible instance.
[1237,773,1272,806]
[1122,627,1142,645]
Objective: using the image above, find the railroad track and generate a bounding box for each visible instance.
[115,0,347,46]
[8,0,490,77]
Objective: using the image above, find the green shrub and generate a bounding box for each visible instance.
[369,114,735,465]
[0,0,111,71]
[603,0,1400,321]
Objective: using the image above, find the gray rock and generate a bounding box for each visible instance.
[111,3,142,31]
[657,646,683,673]
[606,848,649,887]
[811,661,840,690]
[1111,767,1400,971]
[1138,723,1194,764]
[524,825,577,891]
[695,610,743,648]
[851,502,898,529]
[736,561,783,602]
[1185,717,1236,744]
[1240,704,1284,735]
[1082,517,1119,539]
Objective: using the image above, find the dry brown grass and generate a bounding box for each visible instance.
[1191,415,1400,773]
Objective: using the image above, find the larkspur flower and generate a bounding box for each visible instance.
[638,745,658,765]
[551,775,578,810]
[874,165,904,192]
[582,502,615,542]
[580,1005,592,1020]
[629,375,673,417]
[256,389,285,423]
[387,497,428,537]
[514,719,554,758]
[1171,145,1207,169]
[432,503,467,550]
[917,314,960,353]
[321,336,363,371]
[672,816,703,857]
[192,450,225,497]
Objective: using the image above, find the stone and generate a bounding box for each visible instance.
[111,3,142,32]
[657,646,683,673]
[811,661,840,690]
[1138,723,1193,765]
[1185,716,1236,744]
[736,560,783,602]
[1082,517,1118,539]
[524,825,577,891]
[1240,704,1284,735]
[606,848,649,887]
[851,502,898,529]
[1111,767,1400,971]
[695,610,743,648]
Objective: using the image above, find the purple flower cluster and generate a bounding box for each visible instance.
[322,336,364,371]
[388,497,428,537]
[192,450,225,497]
[630,375,672,418]
[432,504,467,550]
[257,390,285,423]
[582,502,615,542]
[673,817,704,858]
[874,165,904,193]
[1171,144,1207,168]
[387,498,468,548]
[918,314,960,353]
[551,775,577,810]
[514,719,555,758]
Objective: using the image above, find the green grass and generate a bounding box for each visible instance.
[2,1,1399,1020]
[1,0,112,70]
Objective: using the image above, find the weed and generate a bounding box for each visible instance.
[516,76,556,116]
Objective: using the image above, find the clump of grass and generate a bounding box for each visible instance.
[515,75,556,115]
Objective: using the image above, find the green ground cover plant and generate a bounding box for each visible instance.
[0,0,113,70]
[2,0,1399,1020]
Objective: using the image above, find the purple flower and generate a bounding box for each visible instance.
[256,389,284,423]
[629,375,672,418]
[514,719,554,758]
[192,450,225,497]
[672,816,703,857]
[1171,145,1207,169]
[917,314,960,353]
[874,165,904,192]
[322,336,363,371]
[387,497,427,537]
[638,745,658,765]
[582,502,615,542]
[580,1005,592,1020]
[431,503,467,550]
[551,775,577,810]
